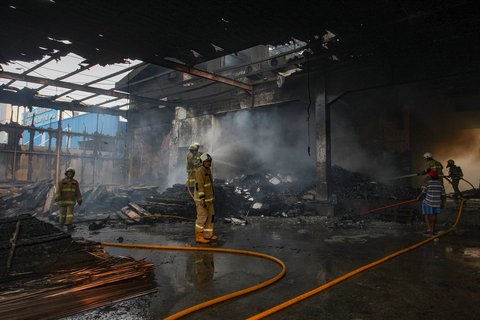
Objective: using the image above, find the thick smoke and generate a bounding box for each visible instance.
[330,90,411,182]
[204,103,315,182]
[420,128,480,192]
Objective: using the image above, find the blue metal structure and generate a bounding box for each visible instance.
[22,109,126,148]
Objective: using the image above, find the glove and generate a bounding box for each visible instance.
[77,200,82,206]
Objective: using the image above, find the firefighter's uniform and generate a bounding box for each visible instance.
[421,159,444,177]
[194,154,217,243]
[186,150,202,188]
[55,168,82,228]
[447,160,463,197]
[420,153,444,186]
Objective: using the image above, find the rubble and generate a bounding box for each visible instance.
[1,166,476,226]
[330,166,418,200]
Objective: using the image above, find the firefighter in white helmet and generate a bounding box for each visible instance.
[55,167,82,231]
[194,153,218,243]
[419,152,444,178]
[186,142,202,191]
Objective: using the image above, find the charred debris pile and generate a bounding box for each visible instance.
[0,180,53,217]
[0,166,430,223]
[330,166,419,200]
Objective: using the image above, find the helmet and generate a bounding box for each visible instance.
[65,167,75,176]
[447,159,455,167]
[189,142,200,151]
[423,152,432,159]
[200,153,212,162]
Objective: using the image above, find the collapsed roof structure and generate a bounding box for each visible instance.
[1,0,480,201]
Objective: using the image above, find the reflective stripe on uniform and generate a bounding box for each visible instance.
[204,183,211,187]
[195,224,204,230]
[61,188,76,192]
[194,197,214,202]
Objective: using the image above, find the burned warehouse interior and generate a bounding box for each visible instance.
[0,1,479,319]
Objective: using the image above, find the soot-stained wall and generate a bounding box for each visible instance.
[171,102,316,184]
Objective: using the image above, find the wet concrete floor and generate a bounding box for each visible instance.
[63,214,480,320]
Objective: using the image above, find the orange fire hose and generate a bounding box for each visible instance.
[246,199,465,320]
[102,199,464,319]
[100,242,286,320]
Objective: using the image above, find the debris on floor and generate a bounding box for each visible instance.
[0,215,156,320]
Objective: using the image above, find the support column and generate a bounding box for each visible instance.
[167,107,182,186]
[314,77,334,216]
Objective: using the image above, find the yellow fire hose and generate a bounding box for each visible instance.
[100,242,287,320]
[101,199,465,319]
[246,199,465,320]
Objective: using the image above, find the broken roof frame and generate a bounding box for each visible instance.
[0,40,313,117]
[0,48,256,117]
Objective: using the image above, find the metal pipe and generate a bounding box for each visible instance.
[11,106,20,180]
[55,111,63,188]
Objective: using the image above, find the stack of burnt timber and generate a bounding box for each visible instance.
[0,180,53,218]
[0,215,156,320]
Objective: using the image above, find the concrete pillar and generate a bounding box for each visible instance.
[314,77,334,215]
[167,107,183,186]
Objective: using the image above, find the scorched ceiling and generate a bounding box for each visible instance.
[1,0,480,111]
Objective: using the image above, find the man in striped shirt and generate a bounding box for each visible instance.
[416,170,446,235]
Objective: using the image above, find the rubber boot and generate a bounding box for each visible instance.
[204,223,218,241]
[195,231,210,244]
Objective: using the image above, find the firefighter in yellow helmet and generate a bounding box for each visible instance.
[55,167,82,231]
[194,153,218,244]
[186,142,202,192]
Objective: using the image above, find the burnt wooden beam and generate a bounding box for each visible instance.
[6,219,21,273]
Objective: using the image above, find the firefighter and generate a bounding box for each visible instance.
[194,153,218,244]
[186,142,202,191]
[419,152,444,178]
[55,167,82,231]
[446,159,463,198]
